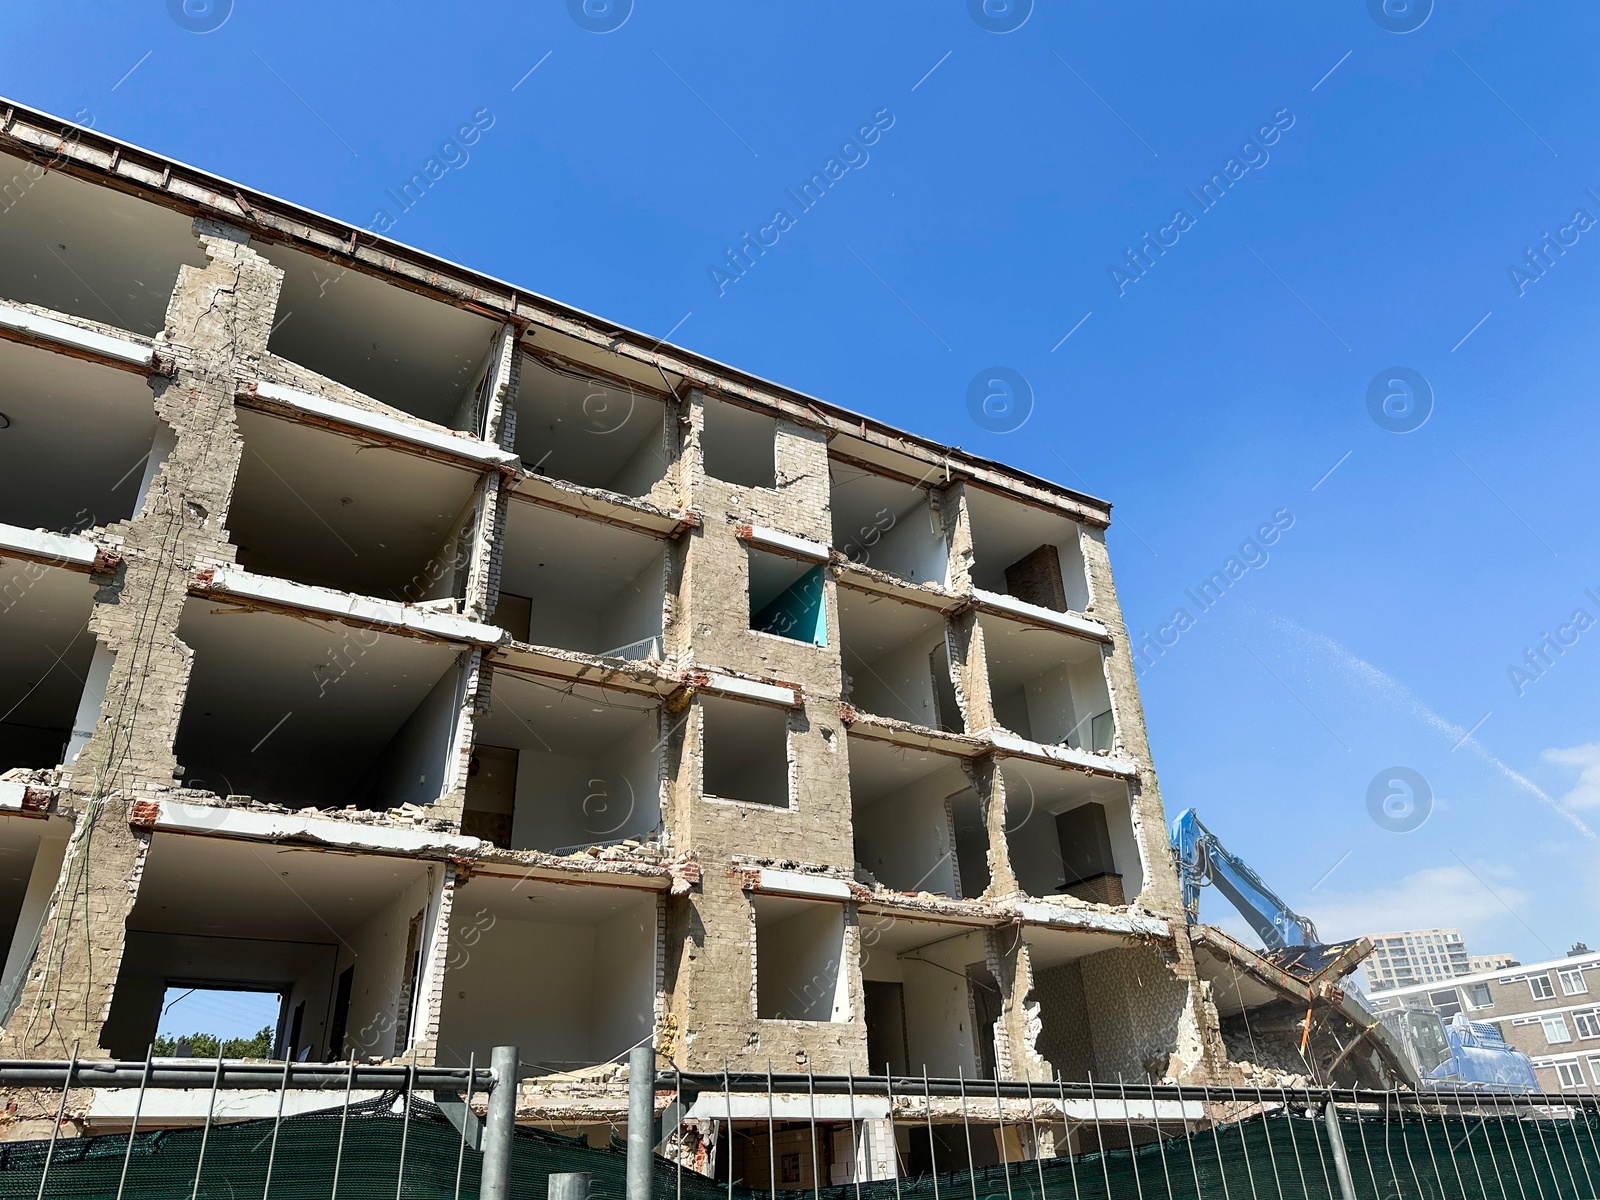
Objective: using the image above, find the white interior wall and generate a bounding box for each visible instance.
[847,630,943,727]
[860,928,983,1077]
[1021,662,1079,748]
[339,869,434,1060]
[866,498,947,586]
[435,887,657,1069]
[607,416,670,497]
[756,899,847,1022]
[357,656,467,810]
[598,557,666,658]
[1001,769,1143,900]
[0,819,68,1018]
[590,902,658,1058]
[855,781,958,897]
[65,642,115,764]
[965,490,1091,612]
[507,714,661,850]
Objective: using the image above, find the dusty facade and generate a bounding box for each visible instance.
[0,99,1355,1161]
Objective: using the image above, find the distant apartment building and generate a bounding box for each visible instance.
[1469,953,1519,974]
[1370,949,1600,1094]
[1364,928,1472,991]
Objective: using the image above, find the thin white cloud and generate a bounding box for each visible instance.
[1544,743,1600,809]
[1267,615,1597,841]
[1305,864,1529,946]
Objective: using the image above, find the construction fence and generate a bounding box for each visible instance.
[0,1058,1596,1199]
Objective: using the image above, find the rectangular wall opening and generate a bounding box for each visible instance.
[494,498,666,659]
[466,672,661,851]
[512,355,668,496]
[434,875,656,1073]
[229,410,485,602]
[1001,760,1142,903]
[978,614,1111,750]
[0,340,164,535]
[153,986,282,1059]
[703,396,776,489]
[748,550,826,646]
[828,461,946,586]
[847,736,979,900]
[700,697,789,808]
[102,834,438,1061]
[754,895,846,1022]
[965,488,1089,614]
[837,588,959,731]
[859,919,991,1077]
[0,563,99,774]
[173,599,467,810]
[0,151,208,336]
[258,243,502,432]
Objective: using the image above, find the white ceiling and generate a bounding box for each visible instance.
[0,152,207,335]
[846,734,968,807]
[978,612,1099,685]
[229,409,482,599]
[837,586,944,660]
[965,486,1079,582]
[257,241,500,428]
[173,598,460,806]
[474,670,657,759]
[498,499,665,604]
[514,355,666,490]
[461,870,656,924]
[133,832,429,940]
[0,563,97,730]
[0,339,159,533]
[828,461,927,547]
[998,757,1128,819]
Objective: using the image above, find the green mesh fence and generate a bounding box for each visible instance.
[0,1095,1597,1200]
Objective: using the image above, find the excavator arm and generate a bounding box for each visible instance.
[1170,808,1320,950]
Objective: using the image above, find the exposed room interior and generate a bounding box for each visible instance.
[494,497,667,659]
[433,873,657,1073]
[977,614,1111,749]
[0,813,71,1020]
[701,394,776,489]
[1000,759,1142,904]
[101,833,439,1062]
[964,487,1089,614]
[0,151,209,336]
[1026,934,1185,1085]
[847,735,987,900]
[827,459,946,585]
[747,548,826,646]
[753,894,847,1022]
[0,338,164,534]
[465,671,661,851]
[228,408,485,602]
[511,354,669,496]
[858,916,994,1078]
[172,598,467,810]
[256,241,503,431]
[0,562,100,774]
[699,696,789,808]
[836,587,959,730]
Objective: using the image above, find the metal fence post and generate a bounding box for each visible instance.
[549,1172,592,1200]
[628,1042,655,1200]
[481,1046,520,1200]
[1322,1099,1359,1200]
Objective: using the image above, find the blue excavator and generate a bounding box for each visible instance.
[1171,808,1539,1092]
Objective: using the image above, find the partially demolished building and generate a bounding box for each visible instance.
[0,99,1396,1165]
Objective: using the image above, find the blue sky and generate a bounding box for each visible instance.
[6,0,1597,970]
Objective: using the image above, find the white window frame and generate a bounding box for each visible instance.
[1466,983,1494,1010]
[1554,1060,1585,1090]
[1560,969,1589,996]
[1589,1055,1600,1087]
[1575,1009,1600,1040]
[1530,975,1557,1001]
[1542,1014,1573,1045]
